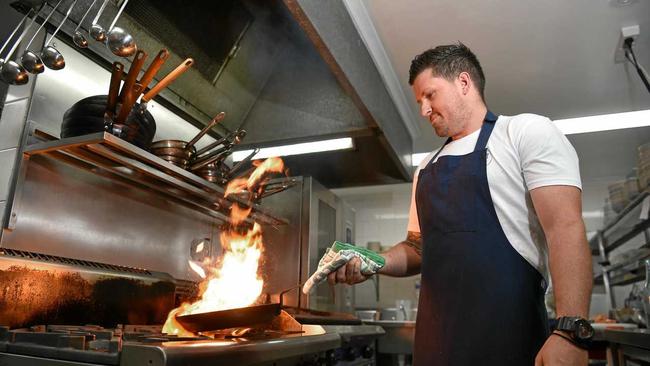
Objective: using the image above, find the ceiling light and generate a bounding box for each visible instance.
[553,109,650,135]
[411,109,650,165]
[232,137,354,162]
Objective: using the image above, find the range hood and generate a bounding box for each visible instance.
[19,0,414,187]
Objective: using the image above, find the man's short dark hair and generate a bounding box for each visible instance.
[408,42,486,100]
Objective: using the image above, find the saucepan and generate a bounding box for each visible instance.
[151,112,225,168]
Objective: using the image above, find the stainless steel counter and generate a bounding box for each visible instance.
[604,329,650,350]
[363,320,415,355]
[604,329,650,366]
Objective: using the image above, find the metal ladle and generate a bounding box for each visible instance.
[73,0,99,48]
[0,10,32,69]
[0,9,37,85]
[105,0,136,57]
[89,0,110,42]
[20,0,64,74]
[41,0,79,70]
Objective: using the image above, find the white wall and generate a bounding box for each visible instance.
[333,183,421,309]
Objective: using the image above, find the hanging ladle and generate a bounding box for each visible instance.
[0,8,37,85]
[20,0,64,75]
[0,9,32,70]
[73,0,99,48]
[89,0,110,42]
[41,0,79,70]
[105,0,136,57]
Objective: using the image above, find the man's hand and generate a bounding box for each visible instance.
[534,333,588,366]
[327,257,370,285]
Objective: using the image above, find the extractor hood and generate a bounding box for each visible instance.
[18,0,414,187]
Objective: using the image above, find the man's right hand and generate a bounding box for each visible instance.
[327,257,371,285]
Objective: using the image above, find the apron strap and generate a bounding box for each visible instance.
[430,137,452,163]
[474,111,498,152]
[428,111,498,161]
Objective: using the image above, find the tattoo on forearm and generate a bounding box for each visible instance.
[402,231,422,256]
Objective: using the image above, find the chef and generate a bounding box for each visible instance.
[327,43,594,366]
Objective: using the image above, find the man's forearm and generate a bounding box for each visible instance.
[547,220,592,318]
[378,231,422,277]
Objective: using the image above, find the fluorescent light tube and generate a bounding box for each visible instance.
[232,137,354,162]
[412,109,650,166]
[554,109,650,135]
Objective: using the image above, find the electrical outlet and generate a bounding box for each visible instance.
[615,25,640,63]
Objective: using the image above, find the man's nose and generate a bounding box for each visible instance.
[420,104,432,118]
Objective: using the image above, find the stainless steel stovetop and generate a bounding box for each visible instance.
[0,323,384,366]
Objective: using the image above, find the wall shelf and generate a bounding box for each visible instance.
[19,131,287,228]
[592,189,650,310]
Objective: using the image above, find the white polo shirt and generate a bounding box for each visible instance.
[407,113,581,277]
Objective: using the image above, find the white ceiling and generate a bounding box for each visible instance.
[358,0,650,154]
[345,0,650,231]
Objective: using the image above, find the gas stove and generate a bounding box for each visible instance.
[0,323,383,366]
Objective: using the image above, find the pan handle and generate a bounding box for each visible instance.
[142,58,194,103]
[227,148,259,179]
[190,146,231,171]
[105,61,124,121]
[118,50,147,107]
[185,112,226,151]
[279,282,306,307]
[138,49,170,92]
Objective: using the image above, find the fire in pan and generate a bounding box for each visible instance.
[174,285,297,333]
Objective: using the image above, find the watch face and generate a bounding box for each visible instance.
[576,319,595,340]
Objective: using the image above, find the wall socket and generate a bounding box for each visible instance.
[615,25,640,63]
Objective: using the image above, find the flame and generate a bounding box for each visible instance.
[248,158,284,188]
[230,204,252,226]
[163,157,285,336]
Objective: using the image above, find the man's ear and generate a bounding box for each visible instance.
[458,72,472,95]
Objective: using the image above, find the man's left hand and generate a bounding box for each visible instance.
[534,333,588,366]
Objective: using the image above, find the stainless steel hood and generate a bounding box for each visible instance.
[14,0,414,187]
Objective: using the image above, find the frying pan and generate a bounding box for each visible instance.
[174,303,281,333]
[174,284,299,332]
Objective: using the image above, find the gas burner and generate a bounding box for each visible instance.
[202,327,304,340]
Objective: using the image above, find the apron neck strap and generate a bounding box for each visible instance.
[428,110,498,162]
[474,111,498,152]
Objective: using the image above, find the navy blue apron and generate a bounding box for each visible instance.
[413,112,549,366]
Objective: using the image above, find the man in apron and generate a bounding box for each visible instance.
[328,43,593,365]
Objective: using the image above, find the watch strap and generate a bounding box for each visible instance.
[552,331,589,350]
[556,316,578,332]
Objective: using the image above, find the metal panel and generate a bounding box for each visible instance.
[0,152,218,281]
[0,201,5,226]
[254,177,305,308]
[0,98,29,150]
[0,148,18,201]
[286,0,413,177]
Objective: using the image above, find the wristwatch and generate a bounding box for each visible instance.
[555,317,594,349]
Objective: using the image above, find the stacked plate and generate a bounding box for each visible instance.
[608,180,628,213]
[638,142,650,190]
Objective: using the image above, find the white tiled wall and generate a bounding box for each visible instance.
[333,183,421,309]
